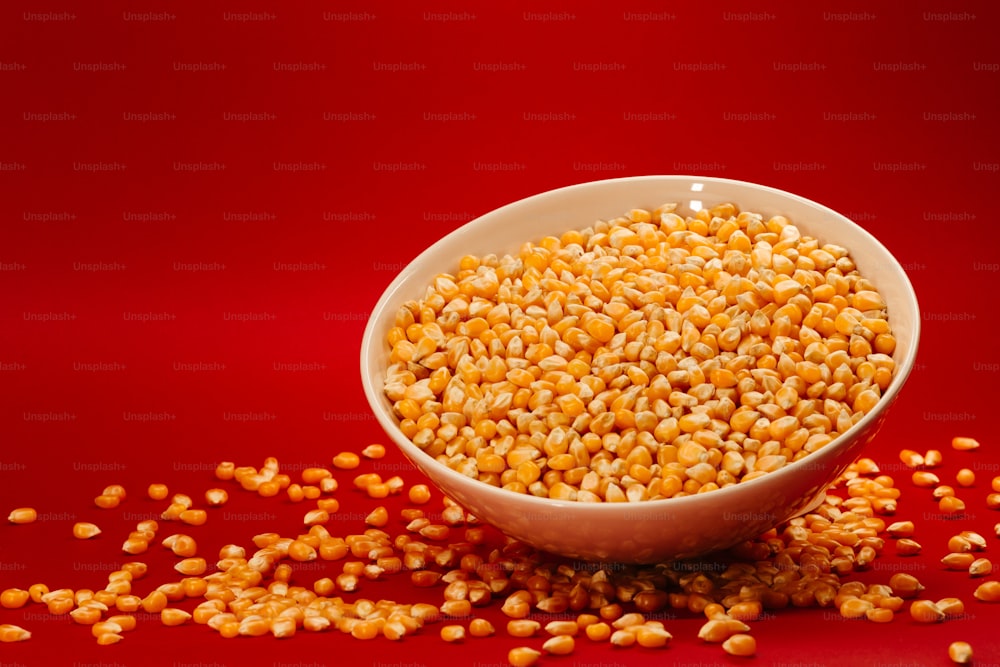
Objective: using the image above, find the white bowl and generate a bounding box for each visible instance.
[360,175,920,563]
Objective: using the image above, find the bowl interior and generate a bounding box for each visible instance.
[360,175,920,562]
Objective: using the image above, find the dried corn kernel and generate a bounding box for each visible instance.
[951,437,980,451]
[722,633,756,656]
[8,507,37,524]
[948,641,973,664]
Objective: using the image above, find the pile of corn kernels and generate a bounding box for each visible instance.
[383,203,897,503]
[2,435,997,665]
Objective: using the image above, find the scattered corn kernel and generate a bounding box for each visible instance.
[147,483,169,500]
[332,452,360,469]
[1,589,29,609]
[204,488,229,506]
[542,634,575,655]
[94,494,120,509]
[948,641,973,664]
[469,618,495,637]
[951,437,980,451]
[440,624,465,642]
[161,608,192,626]
[722,633,757,657]
[0,624,31,642]
[909,600,945,623]
[956,469,975,487]
[408,484,432,504]
[8,507,37,524]
[974,581,1000,602]
[912,471,940,487]
[939,496,966,514]
[508,647,541,667]
[969,558,992,577]
[362,443,386,459]
[923,449,943,467]
[179,509,207,526]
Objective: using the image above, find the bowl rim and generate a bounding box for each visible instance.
[360,174,922,516]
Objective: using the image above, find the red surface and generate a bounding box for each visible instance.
[1,1,999,665]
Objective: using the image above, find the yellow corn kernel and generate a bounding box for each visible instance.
[91,621,123,638]
[898,449,924,468]
[951,436,980,451]
[610,629,636,647]
[969,558,992,577]
[722,633,756,656]
[408,484,432,504]
[8,507,37,524]
[141,590,168,613]
[147,483,169,500]
[542,634,575,655]
[956,468,975,487]
[107,614,136,632]
[121,536,148,554]
[939,496,966,514]
[440,624,465,642]
[909,600,944,623]
[179,509,207,526]
[936,597,965,617]
[164,534,198,558]
[365,506,389,527]
[332,452,360,469]
[362,443,386,459]
[923,449,943,467]
[698,618,750,641]
[506,619,540,637]
[635,625,672,648]
[974,581,1000,602]
[585,621,611,641]
[886,520,915,538]
[161,608,192,627]
[70,606,102,625]
[94,494,120,509]
[27,584,49,603]
[911,471,940,487]
[204,488,228,506]
[121,561,147,579]
[271,616,296,639]
[174,557,207,576]
[508,647,541,667]
[214,461,235,480]
[0,624,31,643]
[288,540,317,562]
[102,484,126,500]
[1,589,30,609]
[469,618,495,637]
[948,641,973,664]
[889,573,924,598]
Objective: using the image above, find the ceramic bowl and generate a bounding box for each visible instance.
[360,175,920,563]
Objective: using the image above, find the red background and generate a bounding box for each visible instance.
[1,1,999,666]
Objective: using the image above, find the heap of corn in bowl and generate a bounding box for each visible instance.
[384,202,894,502]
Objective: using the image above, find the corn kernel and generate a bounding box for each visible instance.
[951,436,980,451]
[1,589,29,609]
[974,581,1000,602]
[440,624,465,642]
[0,624,31,642]
[204,488,228,506]
[948,641,973,664]
[956,468,975,487]
[332,452,360,469]
[909,600,944,623]
[508,647,541,667]
[722,633,756,656]
[8,507,37,524]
